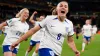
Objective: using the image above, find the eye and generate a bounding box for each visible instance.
[65,5,68,8]
[59,4,63,7]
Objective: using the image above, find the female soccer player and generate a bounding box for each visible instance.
[81,19,92,52]
[0,8,29,56]
[25,11,45,56]
[10,1,80,56]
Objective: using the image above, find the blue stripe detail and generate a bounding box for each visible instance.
[39,24,42,28]
[6,22,9,26]
[53,18,58,20]
[65,20,68,23]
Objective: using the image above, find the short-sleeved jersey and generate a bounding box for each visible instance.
[31,21,45,41]
[2,18,29,48]
[39,15,74,55]
[31,15,57,41]
[3,26,9,34]
[82,24,92,36]
[92,26,97,34]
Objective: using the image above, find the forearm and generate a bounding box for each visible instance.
[29,14,35,24]
[67,37,78,52]
[0,24,3,30]
[17,27,39,43]
[0,22,7,30]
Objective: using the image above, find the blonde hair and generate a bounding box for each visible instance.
[52,8,57,15]
[16,8,28,18]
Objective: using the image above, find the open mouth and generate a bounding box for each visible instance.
[61,11,65,14]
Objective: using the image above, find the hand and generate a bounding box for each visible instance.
[24,38,28,41]
[33,11,37,14]
[75,50,80,56]
[10,42,19,51]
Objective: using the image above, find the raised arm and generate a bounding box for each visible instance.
[0,22,7,30]
[29,11,37,24]
[67,36,80,56]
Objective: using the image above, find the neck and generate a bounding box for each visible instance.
[86,24,89,25]
[58,16,66,22]
[20,17,26,23]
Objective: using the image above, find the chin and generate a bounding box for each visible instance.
[23,18,27,20]
[60,15,66,17]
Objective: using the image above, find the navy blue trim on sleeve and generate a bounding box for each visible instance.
[53,18,58,20]
[6,22,9,26]
[38,24,42,28]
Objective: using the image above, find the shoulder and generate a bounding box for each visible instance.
[89,25,92,27]
[65,19,73,26]
[35,21,40,25]
[25,22,29,26]
[7,18,20,23]
[10,18,20,21]
[45,15,57,20]
[82,25,85,28]
[83,25,86,27]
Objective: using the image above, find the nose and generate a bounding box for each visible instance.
[61,6,65,9]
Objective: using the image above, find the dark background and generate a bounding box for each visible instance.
[0,0,100,29]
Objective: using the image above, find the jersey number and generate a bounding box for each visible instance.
[57,33,62,40]
[16,31,21,36]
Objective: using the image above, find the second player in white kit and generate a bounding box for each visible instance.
[0,8,29,56]
[81,19,92,52]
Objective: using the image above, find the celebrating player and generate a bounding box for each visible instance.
[10,1,80,56]
[0,8,29,56]
[81,19,92,52]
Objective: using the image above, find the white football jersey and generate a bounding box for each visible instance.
[2,18,29,48]
[3,26,9,34]
[31,21,45,41]
[31,15,57,41]
[82,24,92,36]
[92,26,97,34]
[39,15,74,55]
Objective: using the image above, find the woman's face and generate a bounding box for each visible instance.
[56,2,68,17]
[21,9,29,20]
[86,20,91,25]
